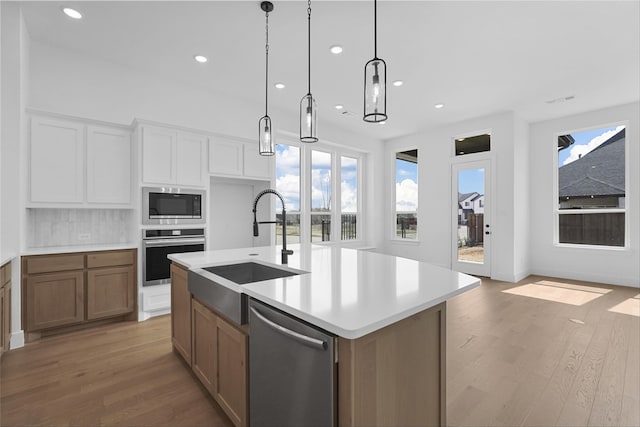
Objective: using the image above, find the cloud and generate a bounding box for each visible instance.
[341,180,358,213]
[563,125,625,165]
[276,145,300,177]
[275,174,300,211]
[396,179,417,212]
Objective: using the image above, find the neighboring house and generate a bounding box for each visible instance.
[458,192,484,224]
[558,128,625,208]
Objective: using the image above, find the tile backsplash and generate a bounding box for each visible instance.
[27,209,134,247]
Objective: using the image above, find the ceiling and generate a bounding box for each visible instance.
[19,1,640,140]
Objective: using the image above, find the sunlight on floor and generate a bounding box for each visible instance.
[502,280,611,306]
[608,294,640,317]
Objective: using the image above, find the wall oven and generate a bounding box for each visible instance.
[142,228,205,287]
[142,187,205,225]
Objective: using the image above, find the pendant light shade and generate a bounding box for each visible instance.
[259,1,275,156]
[259,115,273,155]
[364,57,387,122]
[363,0,387,123]
[300,94,317,143]
[300,0,318,143]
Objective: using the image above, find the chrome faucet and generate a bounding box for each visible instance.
[252,189,294,264]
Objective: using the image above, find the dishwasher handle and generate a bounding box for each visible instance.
[250,306,327,351]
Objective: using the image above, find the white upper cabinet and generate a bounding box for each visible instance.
[176,133,207,187]
[86,126,132,204]
[30,117,85,203]
[29,115,133,207]
[141,124,207,188]
[141,126,175,185]
[209,138,273,180]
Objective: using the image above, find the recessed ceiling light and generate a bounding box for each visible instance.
[329,45,343,54]
[274,82,285,89]
[379,121,386,125]
[194,55,208,63]
[62,7,82,19]
[434,103,444,109]
[392,80,404,87]
[334,104,344,110]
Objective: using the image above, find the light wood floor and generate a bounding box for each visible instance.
[447,275,639,427]
[1,275,638,427]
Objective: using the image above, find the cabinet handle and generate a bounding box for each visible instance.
[250,306,327,350]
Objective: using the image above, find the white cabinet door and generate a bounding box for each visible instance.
[30,117,84,203]
[243,143,273,179]
[209,138,242,176]
[176,133,206,187]
[142,126,175,185]
[87,126,131,204]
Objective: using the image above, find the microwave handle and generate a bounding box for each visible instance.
[143,238,206,247]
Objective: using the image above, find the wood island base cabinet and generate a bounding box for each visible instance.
[22,249,137,341]
[338,302,446,427]
[172,259,446,427]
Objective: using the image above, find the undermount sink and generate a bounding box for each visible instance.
[203,262,301,284]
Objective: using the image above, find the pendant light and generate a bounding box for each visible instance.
[300,0,318,143]
[363,0,387,123]
[259,1,275,156]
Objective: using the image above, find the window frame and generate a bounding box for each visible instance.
[391,147,419,242]
[275,138,365,246]
[553,121,630,250]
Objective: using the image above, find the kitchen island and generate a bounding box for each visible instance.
[169,243,480,427]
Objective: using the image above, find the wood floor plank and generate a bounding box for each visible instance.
[1,316,232,427]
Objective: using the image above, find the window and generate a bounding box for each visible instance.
[557,125,626,247]
[275,144,300,244]
[455,133,490,156]
[341,156,358,241]
[395,149,418,239]
[311,150,332,242]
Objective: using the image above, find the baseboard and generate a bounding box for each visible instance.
[531,268,640,288]
[139,308,171,322]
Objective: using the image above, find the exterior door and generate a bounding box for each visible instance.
[452,160,491,276]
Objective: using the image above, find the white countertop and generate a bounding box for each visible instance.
[169,244,481,339]
[22,242,138,256]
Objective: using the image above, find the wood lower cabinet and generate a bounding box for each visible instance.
[214,314,248,427]
[87,266,135,320]
[25,270,85,330]
[191,298,216,394]
[1,261,12,355]
[172,264,248,427]
[22,249,137,339]
[170,263,191,365]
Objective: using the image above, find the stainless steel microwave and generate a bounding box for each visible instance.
[142,187,206,225]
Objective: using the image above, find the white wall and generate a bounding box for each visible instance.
[382,111,528,282]
[529,102,639,287]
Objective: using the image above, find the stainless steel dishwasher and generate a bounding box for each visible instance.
[249,298,336,427]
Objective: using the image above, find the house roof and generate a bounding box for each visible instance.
[559,128,625,198]
[458,192,478,203]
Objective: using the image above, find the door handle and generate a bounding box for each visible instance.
[250,306,327,350]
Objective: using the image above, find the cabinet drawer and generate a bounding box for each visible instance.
[25,254,85,274]
[87,250,135,268]
[1,262,11,286]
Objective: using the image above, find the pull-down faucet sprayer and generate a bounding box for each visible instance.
[252,189,294,264]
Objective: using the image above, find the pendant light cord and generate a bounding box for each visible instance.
[307,0,312,95]
[265,10,270,116]
[373,0,377,59]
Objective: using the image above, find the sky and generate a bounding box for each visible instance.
[559,125,625,166]
[458,169,484,195]
[396,158,418,212]
[275,144,358,213]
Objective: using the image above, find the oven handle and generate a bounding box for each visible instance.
[143,238,206,247]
